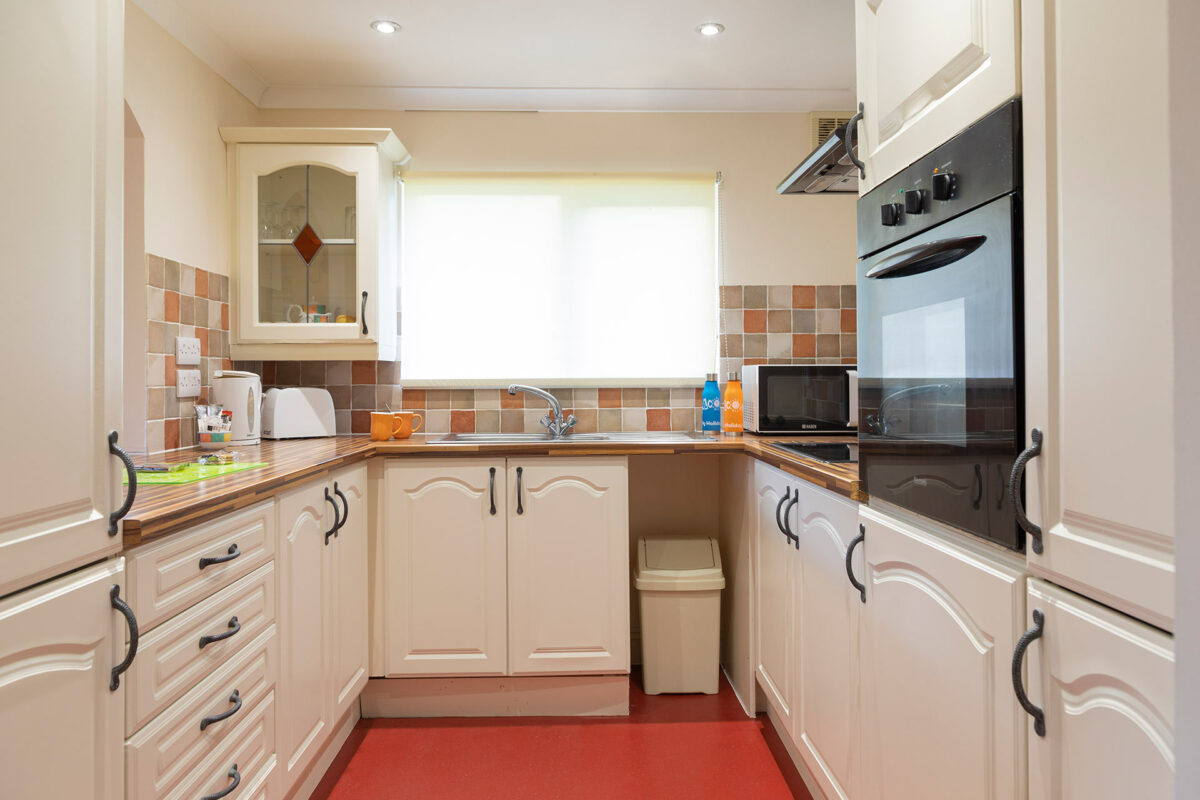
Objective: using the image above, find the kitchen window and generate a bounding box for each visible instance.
[399,173,717,386]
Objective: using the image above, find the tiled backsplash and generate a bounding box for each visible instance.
[232,360,401,436]
[145,254,232,452]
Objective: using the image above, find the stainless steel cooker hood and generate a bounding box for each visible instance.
[776,122,859,194]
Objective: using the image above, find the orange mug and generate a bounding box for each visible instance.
[370,412,395,441]
[392,411,424,439]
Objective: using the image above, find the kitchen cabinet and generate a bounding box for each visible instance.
[753,462,794,730]
[789,480,862,800]
[1023,578,1174,799]
[383,456,629,678]
[221,127,410,361]
[1021,0,1175,630]
[858,505,1026,800]
[0,558,127,800]
[507,458,630,675]
[1,0,124,598]
[384,460,508,676]
[277,464,367,793]
[853,0,1019,193]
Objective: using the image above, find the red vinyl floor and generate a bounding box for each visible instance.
[311,674,813,799]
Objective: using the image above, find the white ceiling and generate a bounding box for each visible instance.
[133,0,855,112]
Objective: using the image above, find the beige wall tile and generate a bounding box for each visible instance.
[621,408,647,431]
[474,389,501,409]
[572,408,598,433]
[549,389,573,408]
[573,388,598,408]
[646,388,670,407]
[146,388,165,420]
[670,408,695,431]
[598,409,623,432]
[742,285,767,308]
[451,389,475,409]
[744,334,767,358]
[147,354,165,387]
[500,409,524,433]
[476,409,500,433]
[180,264,195,296]
[147,286,164,322]
[621,388,646,408]
[719,286,742,308]
[768,285,792,308]
[146,420,164,455]
[670,388,697,407]
[426,389,451,409]
[816,309,841,333]
[767,334,791,359]
[147,255,165,288]
[721,309,743,334]
[326,360,352,385]
[524,409,548,433]
[423,409,450,434]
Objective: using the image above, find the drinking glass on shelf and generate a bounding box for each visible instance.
[282,204,305,239]
[259,202,282,240]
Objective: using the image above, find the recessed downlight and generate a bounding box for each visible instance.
[370,19,400,34]
[696,22,725,36]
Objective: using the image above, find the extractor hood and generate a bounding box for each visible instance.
[776,122,858,194]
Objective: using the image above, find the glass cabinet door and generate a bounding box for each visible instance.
[257,164,358,326]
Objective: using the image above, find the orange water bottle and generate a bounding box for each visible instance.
[722,371,743,436]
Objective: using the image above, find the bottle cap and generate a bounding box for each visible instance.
[705,373,717,382]
[727,371,739,381]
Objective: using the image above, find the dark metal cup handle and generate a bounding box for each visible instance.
[108,431,136,536]
[334,483,349,534]
[109,584,139,691]
[360,291,369,336]
[972,463,983,510]
[844,102,866,179]
[199,616,241,649]
[324,486,340,545]
[1010,428,1044,554]
[199,544,240,570]
[784,493,800,549]
[1012,609,1047,737]
[200,765,241,800]
[200,689,243,731]
[775,487,791,535]
[489,467,497,515]
[845,525,866,603]
[516,467,524,515]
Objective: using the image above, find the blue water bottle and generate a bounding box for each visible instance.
[701,373,722,433]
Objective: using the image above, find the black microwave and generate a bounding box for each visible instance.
[742,365,858,434]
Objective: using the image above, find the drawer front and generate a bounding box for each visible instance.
[126,627,277,799]
[128,501,275,632]
[166,690,276,800]
[127,563,276,736]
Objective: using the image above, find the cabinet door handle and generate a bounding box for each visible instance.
[972,463,983,510]
[1012,609,1046,737]
[334,482,349,534]
[360,291,369,336]
[784,492,800,549]
[516,466,524,515]
[845,524,866,603]
[199,689,243,731]
[199,616,241,649]
[1009,428,1044,553]
[109,584,139,691]
[108,431,136,536]
[324,486,340,545]
[199,543,240,570]
[489,467,497,515]
[200,765,241,800]
[844,101,866,180]
[775,487,791,535]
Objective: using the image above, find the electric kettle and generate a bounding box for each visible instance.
[211,370,262,445]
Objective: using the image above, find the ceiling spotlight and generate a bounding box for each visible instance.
[696,22,725,36]
[370,20,400,34]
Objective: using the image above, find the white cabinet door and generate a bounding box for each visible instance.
[1024,579,1174,800]
[384,460,508,676]
[276,480,334,787]
[1021,0,1174,631]
[507,457,629,675]
[0,0,123,598]
[859,506,1026,800]
[791,482,862,800]
[0,558,125,800]
[753,462,793,729]
[330,463,369,720]
[854,0,1019,192]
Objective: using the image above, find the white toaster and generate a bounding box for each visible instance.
[260,387,337,439]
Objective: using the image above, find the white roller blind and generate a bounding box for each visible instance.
[400,173,717,385]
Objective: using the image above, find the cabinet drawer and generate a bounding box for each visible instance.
[126,627,277,799]
[128,501,275,632]
[166,690,276,800]
[126,563,276,736]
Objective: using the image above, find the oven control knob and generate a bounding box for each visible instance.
[904,189,926,214]
[932,171,957,201]
[880,202,903,226]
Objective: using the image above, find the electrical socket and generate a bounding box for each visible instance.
[176,336,201,366]
[177,369,201,398]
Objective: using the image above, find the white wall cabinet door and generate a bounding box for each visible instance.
[507,457,629,675]
[1024,579,1174,800]
[1021,0,1175,631]
[330,463,369,720]
[0,0,123,598]
[753,462,794,729]
[0,558,126,800]
[859,506,1026,800]
[276,480,334,787]
[790,482,862,800]
[854,0,1019,192]
[384,460,508,676]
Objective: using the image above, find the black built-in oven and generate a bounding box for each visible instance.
[856,100,1025,550]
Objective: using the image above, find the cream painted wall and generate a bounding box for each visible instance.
[255,108,858,286]
[124,4,257,275]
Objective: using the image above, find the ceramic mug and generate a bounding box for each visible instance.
[370,411,395,441]
[392,411,424,439]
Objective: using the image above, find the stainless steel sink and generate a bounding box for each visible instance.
[433,431,715,445]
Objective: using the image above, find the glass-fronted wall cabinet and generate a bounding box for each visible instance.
[221,128,410,360]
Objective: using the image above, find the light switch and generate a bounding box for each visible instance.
[177,369,201,398]
[176,336,201,366]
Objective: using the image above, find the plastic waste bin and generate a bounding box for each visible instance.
[635,536,725,695]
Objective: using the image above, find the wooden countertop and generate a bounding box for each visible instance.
[122,433,863,547]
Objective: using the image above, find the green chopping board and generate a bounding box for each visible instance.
[126,462,268,485]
